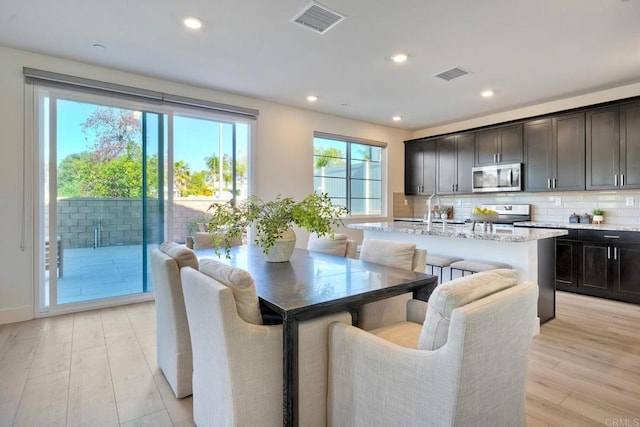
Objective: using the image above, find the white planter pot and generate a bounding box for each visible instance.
[264,228,296,262]
[593,215,604,224]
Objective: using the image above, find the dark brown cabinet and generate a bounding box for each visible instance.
[555,233,579,291]
[524,113,585,191]
[620,102,640,189]
[475,123,523,166]
[586,106,619,190]
[554,229,640,304]
[404,140,436,195]
[436,133,474,194]
[586,101,640,190]
[405,97,640,196]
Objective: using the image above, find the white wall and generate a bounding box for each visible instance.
[0,45,411,324]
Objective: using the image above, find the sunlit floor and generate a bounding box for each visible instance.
[52,245,154,305]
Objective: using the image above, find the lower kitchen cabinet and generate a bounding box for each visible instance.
[555,230,640,304]
[555,237,579,290]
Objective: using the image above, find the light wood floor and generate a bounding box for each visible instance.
[0,291,638,426]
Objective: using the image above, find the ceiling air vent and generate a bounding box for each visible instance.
[434,67,470,82]
[291,2,346,35]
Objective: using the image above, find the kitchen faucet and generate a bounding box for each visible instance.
[424,194,436,227]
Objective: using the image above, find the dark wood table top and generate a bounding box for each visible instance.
[207,245,437,317]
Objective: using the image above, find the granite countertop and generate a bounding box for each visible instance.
[514,221,640,232]
[349,221,568,242]
[394,217,467,224]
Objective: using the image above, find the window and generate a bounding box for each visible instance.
[313,132,385,216]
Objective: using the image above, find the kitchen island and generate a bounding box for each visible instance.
[348,221,568,323]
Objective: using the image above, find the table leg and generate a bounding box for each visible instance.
[282,315,299,426]
[413,278,438,302]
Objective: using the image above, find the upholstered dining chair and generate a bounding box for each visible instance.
[307,232,357,259]
[327,269,538,427]
[186,231,243,251]
[357,237,427,330]
[150,242,198,398]
[181,259,352,427]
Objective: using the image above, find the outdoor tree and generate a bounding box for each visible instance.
[205,154,233,191]
[184,171,212,196]
[314,146,345,169]
[173,160,191,197]
[81,108,142,162]
[57,152,94,197]
[56,107,160,198]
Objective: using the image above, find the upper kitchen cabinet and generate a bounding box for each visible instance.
[620,101,640,189]
[586,102,640,190]
[524,112,585,191]
[404,140,436,195]
[475,123,523,166]
[436,133,474,194]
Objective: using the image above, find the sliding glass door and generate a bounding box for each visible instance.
[34,87,252,315]
[38,92,165,311]
[171,113,249,244]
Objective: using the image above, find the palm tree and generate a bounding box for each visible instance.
[173,160,191,197]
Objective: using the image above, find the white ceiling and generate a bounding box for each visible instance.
[1,0,639,130]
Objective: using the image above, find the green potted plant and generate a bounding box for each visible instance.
[592,208,604,224]
[207,192,348,261]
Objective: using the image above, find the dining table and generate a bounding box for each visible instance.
[198,244,438,427]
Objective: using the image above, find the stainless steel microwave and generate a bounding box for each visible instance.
[472,163,522,193]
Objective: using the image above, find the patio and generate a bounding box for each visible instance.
[54,244,154,305]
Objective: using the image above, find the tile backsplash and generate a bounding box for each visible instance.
[393,190,640,225]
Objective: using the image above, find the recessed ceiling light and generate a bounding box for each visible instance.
[481,90,495,98]
[307,95,318,102]
[391,53,408,63]
[183,16,203,29]
[392,115,403,122]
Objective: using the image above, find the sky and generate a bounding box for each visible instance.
[54,98,249,171]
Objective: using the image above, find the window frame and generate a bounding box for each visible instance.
[313,132,387,218]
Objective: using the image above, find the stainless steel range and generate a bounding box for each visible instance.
[480,204,531,225]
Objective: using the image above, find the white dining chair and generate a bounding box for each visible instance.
[357,237,427,330]
[150,242,198,398]
[328,270,538,427]
[181,259,352,427]
[307,232,357,258]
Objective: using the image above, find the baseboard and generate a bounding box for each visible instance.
[0,304,34,325]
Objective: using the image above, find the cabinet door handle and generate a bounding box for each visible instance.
[615,174,618,186]
[603,235,621,239]
[553,178,557,188]
[547,178,551,189]
[614,247,618,260]
[608,246,611,260]
[493,153,497,163]
[621,174,625,187]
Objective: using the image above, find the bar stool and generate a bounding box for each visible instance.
[449,259,511,280]
[426,254,463,284]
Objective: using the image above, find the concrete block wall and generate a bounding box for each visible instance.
[172,198,219,243]
[56,198,162,248]
[53,197,230,248]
